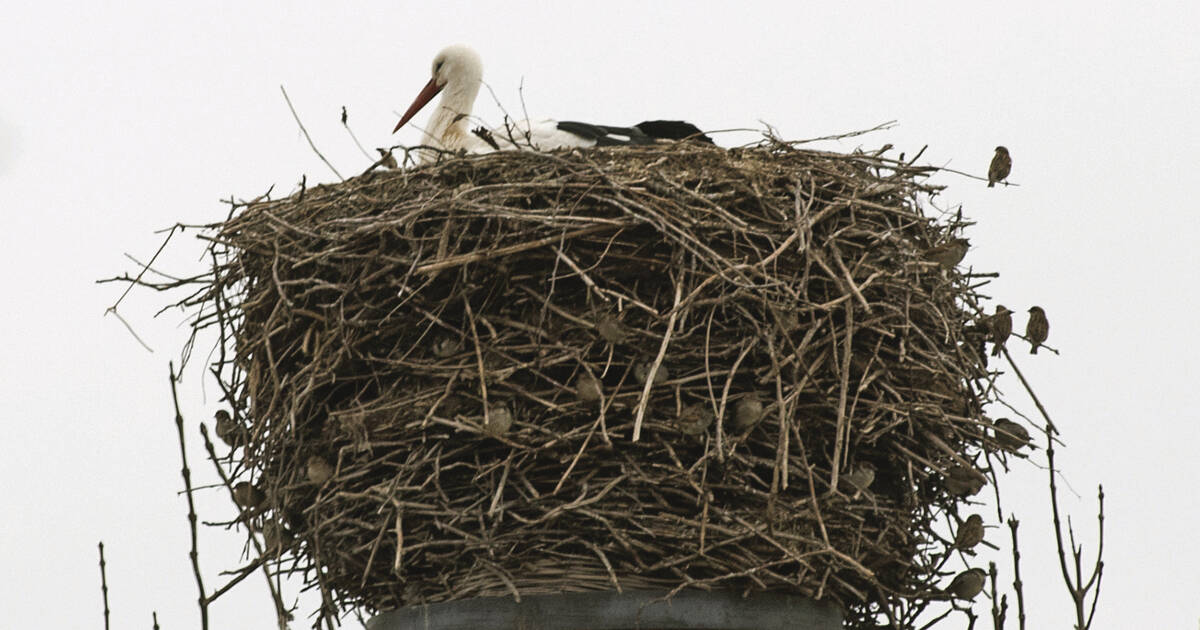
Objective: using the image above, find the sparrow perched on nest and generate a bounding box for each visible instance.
[574,373,603,401]
[676,404,714,436]
[923,238,970,270]
[987,146,1011,187]
[733,393,765,430]
[432,336,462,359]
[943,464,986,497]
[840,462,876,499]
[483,403,514,437]
[214,409,245,449]
[945,568,987,600]
[233,482,267,510]
[634,361,670,386]
[1025,306,1049,354]
[306,455,335,485]
[596,314,628,344]
[375,148,398,170]
[992,418,1031,452]
[953,514,985,550]
[987,305,1013,357]
[262,519,295,554]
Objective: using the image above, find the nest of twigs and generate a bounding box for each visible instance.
[185,138,1025,628]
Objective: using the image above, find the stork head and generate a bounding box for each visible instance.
[394,45,483,133]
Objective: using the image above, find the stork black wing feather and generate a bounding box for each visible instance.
[635,120,715,144]
[556,121,655,146]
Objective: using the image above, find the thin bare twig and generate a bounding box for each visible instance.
[280,85,343,181]
[340,105,374,161]
[169,363,208,630]
[98,541,111,630]
[1008,517,1027,630]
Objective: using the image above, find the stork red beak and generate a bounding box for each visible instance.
[393,77,444,133]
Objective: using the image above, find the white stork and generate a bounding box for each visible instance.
[392,45,710,160]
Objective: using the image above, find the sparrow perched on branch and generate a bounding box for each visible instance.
[922,238,970,270]
[987,146,1011,187]
[1025,306,1049,354]
[987,305,1013,356]
[992,418,1031,452]
[945,568,987,599]
[953,514,985,550]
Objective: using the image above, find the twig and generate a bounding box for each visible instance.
[280,85,343,181]
[98,541,111,630]
[1001,346,1059,434]
[340,105,373,161]
[415,224,612,274]
[1008,517,1027,630]
[1047,430,1106,630]
[632,274,682,441]
[829,301,854,489]
[103,224,184,352]
[169,363,208,630]
[785,120,899,146]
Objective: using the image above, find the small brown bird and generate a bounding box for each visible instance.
[596,314,627,344]
[923,238,970,270]
[733,393,765,430]
[1025,306,1049,354]
[987,305,1013,357]
[432,336,462,358]
[232,482,266,511]
[992,418,1031,452]
[214,410,244,449]
[634,361,670,386]
[953,514,985,550]
[483,403,514,437]
[375,147,398,169]
[575,373,603,402]
[840,462,876,499]
[945,568,987,599]
[676,404,714,436]
[306,455,335,485]
[262,519,295,554]
[943,464,986,498]
[987,146,1011,188]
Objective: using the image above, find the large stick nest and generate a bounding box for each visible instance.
[193,139,1021,627]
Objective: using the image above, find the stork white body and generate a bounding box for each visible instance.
[392,45,704,162]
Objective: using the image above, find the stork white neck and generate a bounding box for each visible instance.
[393,44,484,153]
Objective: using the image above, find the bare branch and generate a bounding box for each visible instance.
[280,85,343,181]
[98,541,111,630]
[169,363,208,630]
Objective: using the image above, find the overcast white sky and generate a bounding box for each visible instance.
[2,2,1198,628]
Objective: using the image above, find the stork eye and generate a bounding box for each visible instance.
[434,61,444,74]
